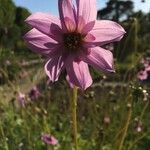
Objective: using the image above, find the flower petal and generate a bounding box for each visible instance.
[89,20,126,46]
[64,17,76,32]
[45,56,64,82]
[82,47,114,73]
[66,75,74,89]
[84,33,95,42]
[25,12,62,41]
[82,21,95,35]
[58,0,76,31]
[76,0,97,24]
[23,29,59,56]
[66,56,92,90]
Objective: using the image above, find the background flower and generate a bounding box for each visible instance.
[41,134,58,145]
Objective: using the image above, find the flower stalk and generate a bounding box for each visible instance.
[118,100,132,150]
[71,86,78,150]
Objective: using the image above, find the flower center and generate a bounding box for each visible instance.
[63,32,83,52]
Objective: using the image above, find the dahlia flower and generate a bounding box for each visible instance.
[24,0,125,90]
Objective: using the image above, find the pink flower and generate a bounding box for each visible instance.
[145,65,150,72]
[18,92,26,107]
[137,70,148,81]
[41,134,58,145]
[24,0,125,90]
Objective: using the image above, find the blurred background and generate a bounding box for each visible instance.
[0,0,150,150]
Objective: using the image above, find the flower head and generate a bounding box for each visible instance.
[137,70,148,81]
[18,92,26,107]
[41,134,58,145]
[24,0,125,90]
[137,57,150,81]
[29,86,40,100]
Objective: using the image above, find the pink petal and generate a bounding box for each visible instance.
[84,34,95,42]
[58,0,76,31]
[64,17,76,32]
[66,56,92,90]
[137,70,148,81]
[145,66,150,72]
[23,29,59,56]
[82,47,114,73]
[77,18,95,35]
[89,20,126,46]
[77,16,86,33]
[66,75,74,89]
[45,56,64,82]
[25,12,62,41]
[49,136,58,145]
[76,0,97,24]
[81,21,95,35]
[41,134,58,145]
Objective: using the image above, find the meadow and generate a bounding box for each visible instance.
[0,0,150,150]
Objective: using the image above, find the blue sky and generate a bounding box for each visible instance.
[13,0,150,16]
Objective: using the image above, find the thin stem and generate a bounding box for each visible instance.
[140,100,149,120]
[128,133,147,150]
[71,86,78,150]
[0,123,9,150]
[118,97,132,150]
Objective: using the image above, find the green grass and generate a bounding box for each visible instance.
[0,54,150,150]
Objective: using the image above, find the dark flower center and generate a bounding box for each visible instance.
[63,32,83,52]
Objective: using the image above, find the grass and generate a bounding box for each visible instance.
[0,55,150,149]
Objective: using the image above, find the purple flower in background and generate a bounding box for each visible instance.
[137,57,150,81]
[29,86,40,100]
[24,0,125,90]
[41,134,58,145]
[18,92,26,107]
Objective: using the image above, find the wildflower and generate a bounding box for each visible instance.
[143,89,149,101]
[145,65,150,72]
[127,103,132,108]
[134,119,143,133]
[18,92,26,107]
[5,60,11,66]
[24,0,125,90]
[137,70,148,81]
[29,86,40,100]
[18,142,24,150]
[41,134,58,145]
[103,115,111,125]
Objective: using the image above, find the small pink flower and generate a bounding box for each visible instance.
[134,119,143,133]
[18,92,26,107]
[103,115,111,125]
[24,0,125,90]
[41,134,58,145]
[137,70,148,81]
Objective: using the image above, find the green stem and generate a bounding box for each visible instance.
[0,123,9,150]
[71,86,78,150]
[140,100,149,120]
[118,98,132,150]
[128,133,147,150]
